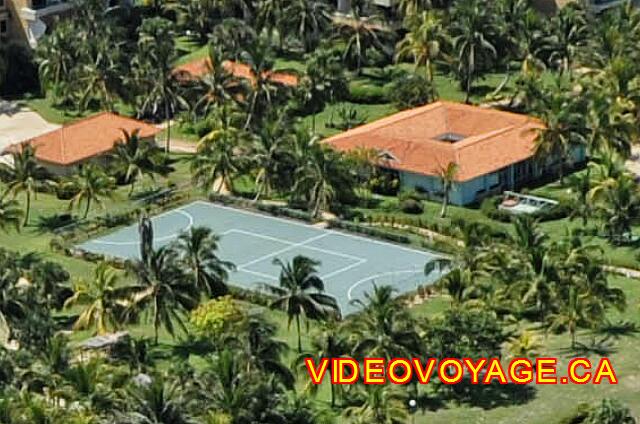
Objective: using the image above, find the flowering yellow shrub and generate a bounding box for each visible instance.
[189,296,246,338]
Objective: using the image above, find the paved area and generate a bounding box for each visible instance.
[78,201,444,314]
[0,100,60,152]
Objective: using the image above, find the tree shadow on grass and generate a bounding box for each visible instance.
[436,378,537,410]
[558,336,618,357]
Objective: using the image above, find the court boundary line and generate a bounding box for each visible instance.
[346,269,424,301]
[190,200,438,257]
[89,209,194,246]
[224,229,369,282]
[224,229,366,262]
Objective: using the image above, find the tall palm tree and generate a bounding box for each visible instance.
[395,10,446,93]
[61,164,115,218]
[128,246,199,344]
[111,129,169,197]
[0,145,50,226]
[548,2,588,75]
[133,17,186,154]
[191,126,248,194]
[263,255,340,353]
[63,262,132,335]
[250,114,292,201]
[589,172,640,244]
[35,20,80,103]
[0,195,22,233]
[531,82,586,185]
[75,27,123,112]
[123,376,192,424]
[172,227,235,299]
[437,162,458,218]
[547,287,590,349]
[282,0,332,53]
[300,320,349,407]
[292,132,355,218]
[448,0,499,103]
[333,13,393,74]
[349,285,419,360]
[193,46,242,117]
[239,40,280,129]
[344,385,408,424]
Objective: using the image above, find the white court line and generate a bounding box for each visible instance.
[227,229,365,262]
[90,209,194,246]
[236,268,278,281]
[190,200,439,257]
[346,270,424,301]
[321,258,367,280]
[236,233,330,269]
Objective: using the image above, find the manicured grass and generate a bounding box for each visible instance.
[22,96,136,126]
[0,155,194,277]
[409,276,640,424]
[301,102,399,137]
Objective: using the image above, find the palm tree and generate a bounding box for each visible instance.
[74,27,123,111]
[344,385,408,424]
[437,162,458,218]
[257,0,287,49]
[333,12,392,74]
[350,285,420,360]
[395,10,446,93]
[531,82,586,185]
[128,246,199,344]
[191,126,248,194]
[292,131,355,218]
[282,0,332,53]
[250,114,292,200]
[61,164,114,219]
[172,227,235,299]
[133,17,186,154]
[589,172,640,244]
[239,40,280,129]
[35,20,80,103]
[63,262,132,335]
[448,0,499,103]
[548,2,588,75]
[547,287,590,349]
[192,46,242,117]
[0,145,50,226]
[111,129,169,197]
[568,169,593,227]
[300,320,350,407]
[0,195,22,233]
[123,376,192,424]
[263,255,340,353]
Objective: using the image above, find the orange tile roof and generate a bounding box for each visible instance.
[173,58,299,87]
[7,112,161,166]
[324,101,544,182]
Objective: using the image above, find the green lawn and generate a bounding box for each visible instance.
[0,155,194,276]
[410,276,640,424]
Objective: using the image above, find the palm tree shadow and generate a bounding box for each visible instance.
[443,380,537,410]
[558,336,617,357]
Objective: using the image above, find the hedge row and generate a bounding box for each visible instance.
[208,193,316,223]
[327,218,412,245]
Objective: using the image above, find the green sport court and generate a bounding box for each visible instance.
[78,201,443,314]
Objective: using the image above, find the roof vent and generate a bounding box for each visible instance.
[435,132,466,143]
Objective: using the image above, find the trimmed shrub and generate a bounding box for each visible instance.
[389,73,436,110]
[400,198,424,214]
[347,83,388,104]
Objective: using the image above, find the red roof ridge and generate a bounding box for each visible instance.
[325,102,444,142]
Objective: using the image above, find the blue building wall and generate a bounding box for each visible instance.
[397,145,586,206]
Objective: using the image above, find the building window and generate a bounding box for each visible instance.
[0,0,4,9]
[0,20,7,35]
